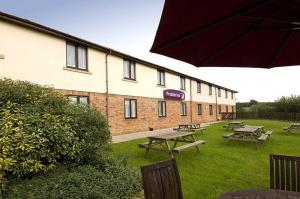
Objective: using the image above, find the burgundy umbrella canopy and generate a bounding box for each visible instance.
[150,0,300,68]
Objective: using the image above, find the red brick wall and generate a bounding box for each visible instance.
[58,89,233,135]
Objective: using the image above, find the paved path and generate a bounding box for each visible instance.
[112,121,220,143]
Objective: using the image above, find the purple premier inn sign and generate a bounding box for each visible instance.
[163,89,185,100]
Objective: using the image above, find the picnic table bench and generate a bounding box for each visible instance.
[223,120,244,129]
[283,123,300,133]
[223,125,272,149]
[139,131,206,157]
[173,123,206,134]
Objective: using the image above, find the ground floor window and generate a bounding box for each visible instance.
[209,105,213,115]
[197,104,202,115]
[124,99,137,119]
[232,106,235,112]
[226,105,228,113]
[218,105,222,114]
[158,101,166,117]
[180,102,187,116]
[68,95,89,105]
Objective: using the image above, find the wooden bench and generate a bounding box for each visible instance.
[223,133,234,138]
[173,140,206,154]
[139,141,159,148]
[265,131,272,136]
[258,134,268,141]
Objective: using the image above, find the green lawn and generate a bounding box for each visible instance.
[112,119,300,199]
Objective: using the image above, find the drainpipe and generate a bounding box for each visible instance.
[190,79,193,124]
[215,87,218,121]
[105,50,112,122]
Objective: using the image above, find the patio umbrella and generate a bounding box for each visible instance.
[150,0,300,68]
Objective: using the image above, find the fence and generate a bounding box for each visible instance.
[237,112,300,121]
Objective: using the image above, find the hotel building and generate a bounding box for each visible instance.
[0,12,237,135]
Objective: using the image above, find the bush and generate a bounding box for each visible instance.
[6,156,141,199]
[0,79,110,187]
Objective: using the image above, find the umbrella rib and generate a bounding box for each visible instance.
[199,0,296,66]
[152,0,273,51]
[269,31,294,68]
[239,15,300,26]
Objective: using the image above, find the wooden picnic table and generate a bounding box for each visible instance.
[139,131,206,158]
[235,125,265,136]
[174,123,206,134]
[223,120,244,129]
[223,125,272,149]
[217,189,300,199]
[284,123,300,133]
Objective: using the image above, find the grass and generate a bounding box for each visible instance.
[112,119,300,199]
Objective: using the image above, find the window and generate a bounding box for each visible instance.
[197,81,201,93]
[66,42,87,70]
[123,59,136,80]
[197,104,202,115]
[209,105,213,115]
[232,106,235,113]
[218,105,222,114]
[231,91,234,99]
[68,95,89,105]
[124,99,137,119]
[180,102,187,116]
[218,88,221,97]
[226,105,228,113]
[225,90,228,99]
[158,101,166,117]
[157,70,165,86]
[209,85,213,95]
[180,76,186,90]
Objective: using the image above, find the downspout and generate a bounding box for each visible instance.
[215,87,218,121]
[190,79,193,123]
[105,50,112,122]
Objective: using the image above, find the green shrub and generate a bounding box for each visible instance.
[0,79,110,187]
[6,156,141,199]
[65,104,110,163]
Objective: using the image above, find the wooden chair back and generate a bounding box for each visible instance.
[270,154,300,192]
[141,159,183,199]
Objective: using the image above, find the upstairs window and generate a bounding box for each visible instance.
[66,42,87,70]
[123,59,136,80]
[68,95,89,105]
[124,99,137,119]
[197,81,201,93]
[158,101,166,117]
[231,91,234,99]
[180,102,187,116]
[209,105,213,115]
[180,77,186,90]
[225,90,228,99]
[197,104,202,115]
[209,85,213,95]
[218,88,221,97]
[157,70,165,86]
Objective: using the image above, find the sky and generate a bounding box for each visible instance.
[1,0,300,102]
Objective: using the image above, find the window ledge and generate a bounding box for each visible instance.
[157,84,166,88]
[122,78,138,83]
[63,67,92,75]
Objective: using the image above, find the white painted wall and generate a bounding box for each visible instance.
[0,19,236,105]
[0,20,107,93]
[107,55,191,100]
